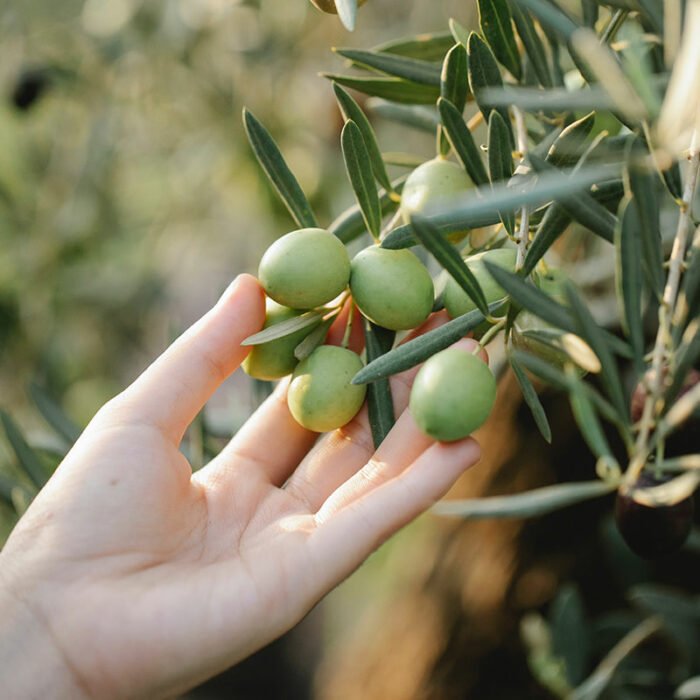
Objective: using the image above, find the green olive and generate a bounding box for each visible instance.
[350,247,434,331]
[410,348,496,442]
[309,0,368,13]
[288,345,367,432]
[242,299,318,381]
[400,158,473,224]
[443,248,517,319]
[258,228,351,310]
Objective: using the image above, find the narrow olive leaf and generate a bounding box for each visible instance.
[529,153,616,243]
[662,161,683,201]
[321,74,440,105]
[440,43,469,112]
[28,382,81,445]
[627,145,663,297]
[438,98,489,186]
[676,240,700,340]
[367,99,439,132]
[478,0,522,80]
[615,198,645,374]
[550,585,591,687]
[382,163,621,249]
[546,112,595,168]
[242,312,323,346]
[488,110,515,236]
[565,284,628,420]
[411,215,489,315]
[333,83,393,193]
[509,2,553,88]
[330,177,404,244]
[568,372,617,462]
[433,480,615,519]
[352,302,505,384]
[382,152,426,168]
[449,18,471,47]
[512,351,624,429]
[365,321,396,448]
[374,31,455,61]
[486,265,633,358]
[0,410,47,489]
[676,676,700,699]
[335,0,357,31]
[294,318,334,361]
[509,355,552,443]
[515,0,578,39]
[581,0,598,28]
[342,120,382,240]
[334,48,442,86]
[522,204,571,276]
[665,320,700,405]
[467,32,513,142]
[480,84,616,112]
[242,109,317,229]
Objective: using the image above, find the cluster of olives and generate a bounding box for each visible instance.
[243,158,504,440]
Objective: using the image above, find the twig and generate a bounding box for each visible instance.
[513,106,530,270]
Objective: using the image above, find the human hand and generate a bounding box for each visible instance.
[0,274,482,699]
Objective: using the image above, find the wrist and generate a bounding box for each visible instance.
[0,571,88,699]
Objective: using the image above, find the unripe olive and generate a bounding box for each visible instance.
[242,299,318,381]
[614,473,695,559]
[443,248,517,319]
[400,158,472,240]
[259,228,351,310]
[288,345,367,432]
[309,0,367,13]
[410,348,496,442]
[350,247,434,331]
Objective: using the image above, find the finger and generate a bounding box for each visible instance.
[326,299,365,354]
[310,438,481,589]
[198,378,317,486]
[284,334,486,511]
[99,274,265,444]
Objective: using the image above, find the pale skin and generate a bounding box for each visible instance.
[0,274,483,699]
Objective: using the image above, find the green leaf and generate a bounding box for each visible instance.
[242,312,323,346]
[467,32,512,139]
[334,48,442,86]
[581,0,598,28]
[522,204,571,276]
[438,98,489,186]
[488,110,515,235]
[666,320,700,406]
[0,410,47,490]
[627,142,663,297]
[352,302,505,384]
[367,100,439,132]
[565,284,628,420]
[440,43,469,112]
[509,2,553,87]
[568,370,616,461]
[242,109,317,229]
[433,480,616,518]
[614,198,645,374]
[333,83,393,193]
[374,31,455,61]
[479,84,617,112]
[546,112,595,168]
[335,0,358,31]
[365,321,396,448]
[529,153,616,243]
[550,585,591,686]
[330,177,404,244]
[321,74,441,105]
[294,318,334,361]
[411,215,489,315]
[478,0,522,80]
[28,382,81,446]
[449,18,471,47]
[509,354,552,443]
[342,120,382,240]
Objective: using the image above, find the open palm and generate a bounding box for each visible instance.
[0,275,481,699]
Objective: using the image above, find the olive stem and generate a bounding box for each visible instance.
[629,130,700,483]
[467,111,484,132]
[475,318,506,352]
[513,106,530,271]
[341,299,355,349]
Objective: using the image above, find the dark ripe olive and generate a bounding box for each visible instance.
[614,473,695,560]
[11,68,51,111]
